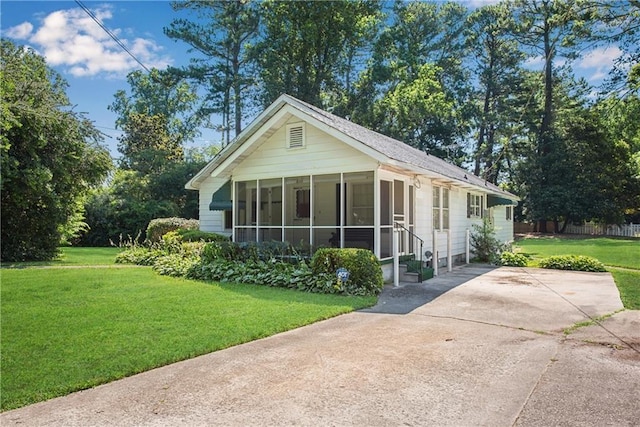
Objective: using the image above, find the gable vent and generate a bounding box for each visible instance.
[287,123,305,149]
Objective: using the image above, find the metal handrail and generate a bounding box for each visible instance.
[394,222,425,281]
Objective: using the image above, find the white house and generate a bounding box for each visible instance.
[186,94,518,280]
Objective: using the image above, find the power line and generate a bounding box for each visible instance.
[74,0,152,74]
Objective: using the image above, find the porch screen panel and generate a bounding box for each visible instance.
[285,176,310,226]
[380,227,392,258]
[394,180,404,221]
[345,172,374,226]
[259,179,282,226]
[285,228,310,248]
[235,181,248,226]
[344,172,374,250]
[313,174,340,226]
[380,181,392,226]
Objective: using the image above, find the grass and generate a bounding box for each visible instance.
[514,236,640,310]
[0,250,376,411]
[0,247,122,267]
[513,236,639,269]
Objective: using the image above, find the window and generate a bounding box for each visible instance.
[433,186,449,230]
[433,187,440,230]
[506,206,513,221]
[467,193,483,218]
[295,188,310,218]
[286,123,305,149]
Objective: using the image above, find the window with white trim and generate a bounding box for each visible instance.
[286,123,305,149]
[467,193,483,218]
[433,186,449,230]
[506,206,513,221]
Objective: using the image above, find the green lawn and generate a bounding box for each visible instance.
[0,247,122,267]
[0,251,376,411]
[514,236,640,310]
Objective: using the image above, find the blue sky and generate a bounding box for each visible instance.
[1,1,216,157]
[2,1,622,159]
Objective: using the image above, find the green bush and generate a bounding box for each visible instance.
[470,218,502,263]
[500,252,528,267]
[310,248,384,296]
[177,229,229,242]
[188,259,338,294]
[539,255,607,272]
[115,246,164,265]
[152,254,199,277]
[146,217,199,242]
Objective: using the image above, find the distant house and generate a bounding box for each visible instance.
[186,94,517,279]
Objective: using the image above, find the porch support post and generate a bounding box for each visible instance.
[393,226,400,287]
[433,229,438,277]
[447,229,452,272]
[465,228,470,264]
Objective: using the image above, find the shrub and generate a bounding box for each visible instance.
[310,248,384,296]
[146,217,199,242]
[187,258,338,294]
[152,254,199,277]
[177,229,229,242]
[539,255,606,272]
[115,246,163,265]
[470,218,502,263]
[500,252,528,267]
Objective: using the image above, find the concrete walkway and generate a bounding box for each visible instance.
[2,266,639,426]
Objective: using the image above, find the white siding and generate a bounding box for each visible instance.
[233,118,377,181]
[492,206,514,243]
[197,177,229,234]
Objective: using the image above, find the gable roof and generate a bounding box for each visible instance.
[186,94,517,200]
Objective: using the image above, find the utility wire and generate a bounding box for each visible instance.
[74,0,152,74]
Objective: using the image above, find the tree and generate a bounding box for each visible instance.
[466,3,526,184]
[372,64,456,157]
[352,1,470,163]
[109,68,202,150]
[511,0,599,231]
[254,0,381,109]
[165,0,260,145]
[117,112,183,175]
[0,40,112,261]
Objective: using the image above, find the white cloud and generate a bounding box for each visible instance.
[4,6,171,77]
[577,47,622,82]
[5,21,34,39]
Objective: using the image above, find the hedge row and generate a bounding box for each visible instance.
[117,234,383,296]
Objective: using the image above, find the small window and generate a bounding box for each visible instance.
[467,193,483,218]
[433,186,449,230]
[295,188,310,218]
[506,206,513,221]
[287,123,305,149]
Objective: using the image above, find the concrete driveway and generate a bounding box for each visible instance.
[2,266,639,426]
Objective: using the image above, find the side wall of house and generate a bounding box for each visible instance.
[197,177,229,234]
[492,206,515,244]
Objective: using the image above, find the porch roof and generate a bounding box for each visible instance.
[186,94,518,202]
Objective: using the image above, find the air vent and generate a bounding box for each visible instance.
[287,123,305,149]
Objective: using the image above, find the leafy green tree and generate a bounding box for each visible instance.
[352,1,470,163]
[117,112,183,175]
[466,3,526,183]
[518,75,639,230]
[372,64,455,157]
[165,0,260,145]
[0,40,112,261]
[254,0,381,108]
[110,68,202,150]
[511,0,599,231]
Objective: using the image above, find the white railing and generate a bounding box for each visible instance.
[563,222,640,238]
